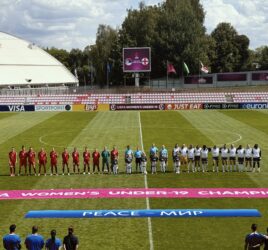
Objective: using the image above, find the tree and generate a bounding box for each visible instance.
[45,47,70,69]
[253,46,268,70]
[89,25,119,86]
[156,0,207,75]
[210,22,250,72]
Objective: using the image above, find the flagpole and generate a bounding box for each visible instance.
[166,60,168,89]
[106,61,109,88]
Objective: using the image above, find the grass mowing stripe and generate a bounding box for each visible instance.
[179,110,268,187]
[0,112,101,248]
[0,112,57,146]
[34,111,148,250]
[139,111,154,250]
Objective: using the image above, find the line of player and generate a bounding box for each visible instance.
[7,143,262,176]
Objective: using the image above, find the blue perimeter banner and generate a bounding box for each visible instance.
[25,209,261,219]
[0,105,35,112]
[239,103,268,109]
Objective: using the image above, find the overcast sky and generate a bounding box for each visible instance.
[0,0,267,50]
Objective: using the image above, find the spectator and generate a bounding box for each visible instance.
[63,227,79,250]
[264,227,268,250]
[45,230,62,250]
[25,225,44,250]
[245,224,265,250]
[3,224,21,250]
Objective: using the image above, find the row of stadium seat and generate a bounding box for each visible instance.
[0,92,268,104]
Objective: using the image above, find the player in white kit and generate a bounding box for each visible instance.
[172,143,180,174]
[201,145,209,172]
[228,144,237,172]
[220,144,229,172]
[211,145,220,172]
[187,144,195,173]
[194,145,202,172]
[245,144,253,172]
[140,152,147,175]
[252,144,261,172]
[236,145,245,172]
[180,144,188,172]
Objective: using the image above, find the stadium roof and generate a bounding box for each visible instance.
[0,32,78,87]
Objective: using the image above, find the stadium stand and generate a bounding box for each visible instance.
[0,92,268,105]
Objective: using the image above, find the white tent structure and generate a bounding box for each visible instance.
[0,32,78,88]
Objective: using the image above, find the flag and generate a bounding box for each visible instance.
[107,62,111,74]
[74,68,78,79]
[167,62,177,74]
[183,62,190,75]
[200,61,209,74]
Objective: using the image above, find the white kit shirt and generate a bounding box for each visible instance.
[211,148,220,157]
[180,147,188,157]
[229,148,237,157]
[221,148,229,158]
[237,148,245,158]
[195,148,201,156]
[252,148,261,158]
[201,148,208,158]
[245,148,253,158]
[187,148,195,159]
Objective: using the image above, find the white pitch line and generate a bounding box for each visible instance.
[138,112,154,250]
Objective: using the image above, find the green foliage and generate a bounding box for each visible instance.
[45,1,267,86]
[253,46,268,70]
[210,22,251,72]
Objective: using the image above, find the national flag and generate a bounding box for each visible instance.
[200,61,209,74]
[183,62,190,75]
[167,62,177,74]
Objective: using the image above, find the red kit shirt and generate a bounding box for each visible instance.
[62,152,69,164]
[9,151,17,164]
[92,152,100,164]
[72,151,79,164]
[111,149,119,160]
[28,151,36,164]
[50,151,58,165]
[19,150,27,164]
[83,151,90,164]
[38,151,47,164]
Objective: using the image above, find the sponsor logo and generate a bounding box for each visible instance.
[221,103,240,109]
[240,103,268,109]
[85,104,98,111]
[0,105,35,112]
[165,103,203,110]
[8,105,25,112]
[110,104,163,111]
[203,103,222,109]
[35,105,72,112]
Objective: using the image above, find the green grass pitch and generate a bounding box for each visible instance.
[0,110,268,249]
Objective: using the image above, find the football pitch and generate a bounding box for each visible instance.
[0,110,268,249]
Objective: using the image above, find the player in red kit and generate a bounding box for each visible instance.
[72,147,80,174]
[62,148,70,175]
[92,148,100,174]
[111,145,119,163]
[38,148,47,176]
[8,147,17,176]
[28,147,36,176]
[83,146,90,175]
[19,146,28,176]
[50,148,58,175]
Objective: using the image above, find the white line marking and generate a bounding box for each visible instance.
[138,112,154,250]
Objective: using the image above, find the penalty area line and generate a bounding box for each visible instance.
[138,111,154,250]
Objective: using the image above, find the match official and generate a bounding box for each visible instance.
[3,224,21,250]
